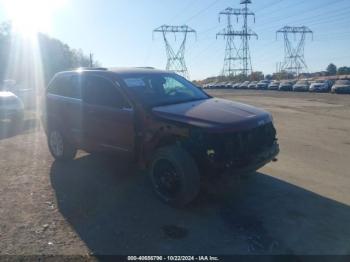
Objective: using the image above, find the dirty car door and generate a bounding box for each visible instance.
[82,75,134,153]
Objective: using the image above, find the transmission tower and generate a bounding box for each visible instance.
[216,1,258,77]
[239,0,257,77]
[276,26,313,77]
[216,7,242,76]
[153,25,196,79]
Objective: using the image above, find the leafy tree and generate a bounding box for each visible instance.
[0,21,12,81]
[272,71,294,80]
[337,66,350,75]
[326,63,337,76]
[265,74,273,80]
[0,21,99,84]
[250,71,264,81]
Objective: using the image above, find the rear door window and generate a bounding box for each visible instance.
[48,75,82,99]
[83,75,130,108]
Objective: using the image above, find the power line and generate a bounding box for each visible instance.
[167,0,202,24]
[184,0,221,23]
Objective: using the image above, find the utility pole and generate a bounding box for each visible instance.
[216,1,257,77]
[276,26,313,77]
[153,25,196,79]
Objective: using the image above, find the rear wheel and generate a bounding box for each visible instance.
[149,146,200,207]
[48,129,77,161]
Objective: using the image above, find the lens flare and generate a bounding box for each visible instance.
[1,0,67,36]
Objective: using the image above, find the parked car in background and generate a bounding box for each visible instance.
[239,81,250,89]
[293,80,310,92]
[217,82,228,89]
[257,80,270,89]
[309,80,331,93]
[268,81,280,90]
[202,83,210,89]
[2,79,36,109]
[331,80,350,94]
[279,81,294,91]
[44,67,279,206]
[224,82,233,89]
[232,82,241,89]
[229,82,237,88]
[248,81,258,89]
[210,82,219,89]
[0,89,24,127]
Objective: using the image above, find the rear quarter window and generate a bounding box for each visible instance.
[48,75,82,99]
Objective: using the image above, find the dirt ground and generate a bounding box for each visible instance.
[0,90,350,255]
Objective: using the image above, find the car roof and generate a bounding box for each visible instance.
[55,67,174,78]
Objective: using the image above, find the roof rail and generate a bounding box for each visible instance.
[74,67,108,71]
[135,67,155,69]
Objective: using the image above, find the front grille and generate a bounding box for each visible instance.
[222,123,276,162]
[189,122,277,165]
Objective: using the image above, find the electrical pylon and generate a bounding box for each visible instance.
[276,26,313,77]
[216,7,242,76]
[239,0,257,77]
[216,1,258,77]
[153,25,196,79]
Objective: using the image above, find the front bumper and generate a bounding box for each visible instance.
[200,142,279,176]
[225,142,279,176]
[293,87,309,92]
[279,86,292,91]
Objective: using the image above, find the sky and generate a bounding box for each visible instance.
[0,0,350,80]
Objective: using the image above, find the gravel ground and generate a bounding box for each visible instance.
[0,90,350,255]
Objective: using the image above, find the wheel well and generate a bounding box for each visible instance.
[142,135,182,168]
[156,135,181,149]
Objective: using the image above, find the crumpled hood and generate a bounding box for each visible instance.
[152,98,273,132]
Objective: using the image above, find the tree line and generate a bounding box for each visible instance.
[194,63,350,85]
[326,63,350,76]
[0,21,99,86]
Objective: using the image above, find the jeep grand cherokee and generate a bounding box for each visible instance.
[44,67,279,206]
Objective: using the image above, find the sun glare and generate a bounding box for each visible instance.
[1,0,67,36]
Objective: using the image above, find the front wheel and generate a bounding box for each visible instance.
[48,129,77,161]
[149,146,200,207]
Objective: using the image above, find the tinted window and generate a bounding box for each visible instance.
[48,75,82,99]
[84,76,129,108]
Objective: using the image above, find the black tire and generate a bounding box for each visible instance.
[48,129,77,161]
[149,145,200,207]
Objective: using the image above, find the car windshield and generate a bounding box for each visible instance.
[120,73,209,107]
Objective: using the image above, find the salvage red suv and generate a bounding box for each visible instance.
[43,67,279,206]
